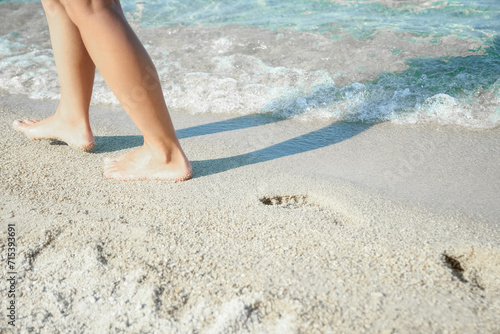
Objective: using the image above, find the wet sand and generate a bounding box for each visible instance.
[0,94,499,333]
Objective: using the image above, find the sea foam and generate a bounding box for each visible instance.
[1,1,499,128]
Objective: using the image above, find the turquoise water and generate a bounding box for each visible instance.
[122,0,500,42]
[1,0,499,127]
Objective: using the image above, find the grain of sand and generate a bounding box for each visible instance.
[1,95,499,333]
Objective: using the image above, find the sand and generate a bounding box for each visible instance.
[0,94,499,333]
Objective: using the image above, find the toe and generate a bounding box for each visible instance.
[103,168,114,179]
[104,169,124,180]
[103,161,115,171]
[12,119,39,131]
[103,162,120,179]
[12,119,24,129]
[103,158,118,166]
[12,119,29,133]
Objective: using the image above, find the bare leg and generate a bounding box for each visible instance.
[62,0,191,181]
[12,0,95,151]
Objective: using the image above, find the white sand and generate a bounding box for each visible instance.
[0,94,499,333]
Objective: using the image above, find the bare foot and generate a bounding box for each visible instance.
[103,145,192,181]
[12,115,95,151]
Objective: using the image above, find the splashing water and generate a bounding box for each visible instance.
[0,0,499,128]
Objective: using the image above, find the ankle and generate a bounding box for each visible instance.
[53,111,91,130]
[56,103,91,127]
[144,141,186,165]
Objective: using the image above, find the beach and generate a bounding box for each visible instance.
[1,94,499,333]
[1,0,500,332]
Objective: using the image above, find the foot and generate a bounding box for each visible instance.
[103,145,192,181]
[12,116,95,151]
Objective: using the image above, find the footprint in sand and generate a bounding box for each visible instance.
[259,195,308,209]
[441,248,500,291]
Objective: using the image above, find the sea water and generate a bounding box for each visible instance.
[0,0,499,128]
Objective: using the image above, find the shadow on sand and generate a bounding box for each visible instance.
[94,114,370,178]
[93,37,500,177]
[189,119,370,178]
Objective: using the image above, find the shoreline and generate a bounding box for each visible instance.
[4,93,498,222]
[1,94,499,332]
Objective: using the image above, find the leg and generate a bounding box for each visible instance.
[62,0,192,181]
[12,0,95,151]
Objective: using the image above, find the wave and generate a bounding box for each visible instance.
[0,2,499,128]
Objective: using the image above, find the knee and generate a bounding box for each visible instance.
[59,0,117,26]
